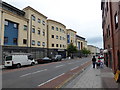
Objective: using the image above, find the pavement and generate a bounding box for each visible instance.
[64,64,119,89]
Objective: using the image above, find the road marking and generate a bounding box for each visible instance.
[20,73,31,77]
[55,65,64,68]
[20,69,47,77]
[38,73,65,87]
[70,66,79,71]
[68,63,74,64]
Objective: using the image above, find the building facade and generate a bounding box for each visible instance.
[67,29,77,46]
[101,0,120,72]
[76,35,87,50]
[47,19,67,58]
[88,45,100,55]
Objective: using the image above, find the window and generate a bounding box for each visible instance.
[52,35,54,38]
[23,39,27,44]
[43,29,45,36]
[24,25,27,30]
[42,20,45,25]
[114,13,118,29]
[60,44,62,48]
[37,41,40,46]
[32,40,35,45]
[56,27,58,31]
[13,38,17,44]
[38,18,41,23]
[4,37,8,44]
[63,45,65,48]
[38,30,40,35]
[56,44,59,47]
[60,36,62,40]
[32,15,35,21]
[14,23,18,29]
[52,26,54,30]
[56,35,58,39]
[52,44,54,47]
[5,20,8,26]
[32,28,35,33]
[42,42,45,47]
[60,28,62,32]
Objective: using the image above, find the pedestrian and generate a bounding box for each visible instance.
[92,56,96,68]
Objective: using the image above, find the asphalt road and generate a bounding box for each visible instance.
[2,57,91,88]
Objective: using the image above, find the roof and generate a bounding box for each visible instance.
[66,29,77,33]
[76,35,86,40]
[23,6,48,18]
[47,19,66,28]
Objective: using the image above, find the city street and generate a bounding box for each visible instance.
[2,57,91,88]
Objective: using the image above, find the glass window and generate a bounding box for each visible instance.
[60,36,62,40]
[5,20,8,26]
[52,44,54,47]
[56,27,58,31]
[60,44,62,47]
[43,29,45,36]
[37,41,40,46]
[13,38,17,44]
[52,35,54,38]
[56,44,59,47]
[32,40,35,45]
[56,35,58,39]
[60,28,62,32]
[24,25,27,30]
[4,37,8,44]
[6,56,12,61]
[38,18,41,23]
[52,26,54,30]
[23,39,27,44]
[14,23,18,29]
[42,42,45,47]
[42,20,45,25]
[38,30,40,35]
[32,28,35,33]
[114,13,118,29]
[32,15,35,21]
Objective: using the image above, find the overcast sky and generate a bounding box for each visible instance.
[2,0,103,48]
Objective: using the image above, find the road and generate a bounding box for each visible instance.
[2,57,91,88]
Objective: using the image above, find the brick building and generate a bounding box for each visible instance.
[101,0,120,73]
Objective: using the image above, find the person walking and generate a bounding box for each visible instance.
[92,56,96,68]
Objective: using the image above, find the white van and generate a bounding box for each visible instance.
[4,53,35,68]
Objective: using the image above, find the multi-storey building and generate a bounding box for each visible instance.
[76,35,87,50]
[67,29,77,46]
[88,45,100,55]
[101,0,120,72]
[23,6,47,48]
[47,19,67,58]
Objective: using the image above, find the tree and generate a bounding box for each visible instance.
[67,43,77,58]
[81,48,91,56]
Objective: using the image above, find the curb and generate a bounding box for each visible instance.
[56,61,92,88]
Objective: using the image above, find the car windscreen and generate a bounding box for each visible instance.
[6,56,12,61]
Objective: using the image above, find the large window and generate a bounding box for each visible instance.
[56,44,59,47]
[52,35,54,38]
[42,42,45,47]
[56,27,58,31]
[38,18,41,23]
[52,44,54,47]
[38,30,40,35]
[23,39,27,44]
[24,25,27,30]
[114,13,118,29]
[32,15,36,21]
[37,41,41,46]
[13,38,17,44]
[56,35,58,39]
[32,40,35,45]
[42,21,45,25]
[32,27,35,33]
[4,37,8,44]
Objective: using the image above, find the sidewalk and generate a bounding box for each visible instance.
[64,64,119,89]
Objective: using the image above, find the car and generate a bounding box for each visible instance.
[51,55,62,62]
[37,57,52,64]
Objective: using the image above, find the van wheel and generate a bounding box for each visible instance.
[31,62,34,66]
[16,64,21,68]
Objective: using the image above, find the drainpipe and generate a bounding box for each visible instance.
[109,1,116,72]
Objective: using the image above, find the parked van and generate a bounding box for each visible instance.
[52,55,62,62]
[4,53,35,68]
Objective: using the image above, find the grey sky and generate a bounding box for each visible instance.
[2,0,103,48]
